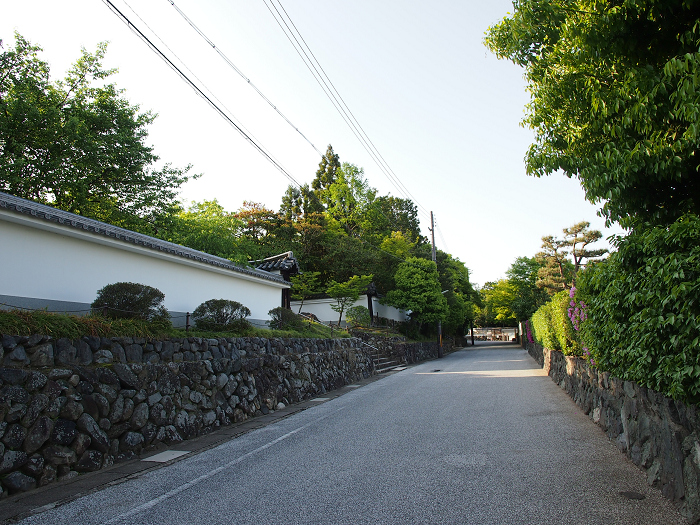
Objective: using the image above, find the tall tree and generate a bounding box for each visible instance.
[536,221,605,292]
[325,163,377,237]
[485,1,700,228]
[311,144,341,206]
[0,34,194,234]
[435,251,476,336]
[385,257,448,330]
[478,280,518,327]
[167,200,247,264]
[364,195,422,243]
[564,221,608,274]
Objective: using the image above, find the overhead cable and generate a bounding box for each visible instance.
[164,0,323,157]
[121,0,287,173]
[434,216,452,256]
[101,0,302,188]
[263,0,431,220]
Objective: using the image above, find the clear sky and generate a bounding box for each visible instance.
[2,0,622,287]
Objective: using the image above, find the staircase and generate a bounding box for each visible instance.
[372,352,402,374]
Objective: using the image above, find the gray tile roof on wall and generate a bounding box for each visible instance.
[0,191,288,286]
[251,251,300,273]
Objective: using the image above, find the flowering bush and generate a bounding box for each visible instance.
[566,286,587,331]
[525,320,534,344]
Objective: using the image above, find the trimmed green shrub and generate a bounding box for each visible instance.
[268,307,305,331]
[346,305,371,327]
[577,215,700,402]
[192,299,251,332]
[92,282,169,323]
[530,289,579,355]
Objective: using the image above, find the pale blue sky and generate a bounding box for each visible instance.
[2,1,621,286]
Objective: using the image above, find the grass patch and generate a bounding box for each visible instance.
[176,319,349,340]
[0,309,349,340]
[0,310,174,339]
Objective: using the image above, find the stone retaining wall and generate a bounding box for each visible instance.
[0,334,373,496]
[526,342,700,523]
[350,332,455,363]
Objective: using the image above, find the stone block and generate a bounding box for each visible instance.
[42,445,77,466]
[2,471,36,493]
[76,414,110,453]
[55,339,77,366]
[76,449,103,472]
[125,344,143,363]
[24,416,54,454]
[50,419,76,446]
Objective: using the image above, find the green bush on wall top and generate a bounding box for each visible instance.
[530,289,580,355]
[192,299,251,332]
[577,215,700,403]
[92,282,169,325]
[268,307,305,331]
[346,305,371,327]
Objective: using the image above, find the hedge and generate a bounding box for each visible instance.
[530,289,580,355]
[577,215,700,403]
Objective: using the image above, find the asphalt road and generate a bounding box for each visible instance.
[12,342,687,524]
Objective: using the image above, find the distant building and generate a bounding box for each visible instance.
[0,192,290,327]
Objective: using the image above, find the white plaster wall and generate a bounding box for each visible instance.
[0,216,286,320]
[291,296,408,323]
[371,298,410,322]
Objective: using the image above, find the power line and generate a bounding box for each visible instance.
[164,0,323,157]
[434,216,451,256]
[263,0,431,220]
[101,0,302,189]
[120,0,287,174]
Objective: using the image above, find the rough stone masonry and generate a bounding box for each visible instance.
[0,334,374,496]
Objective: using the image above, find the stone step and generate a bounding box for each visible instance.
[375,359,401,373]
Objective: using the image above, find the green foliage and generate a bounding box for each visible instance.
[92,282,169,324]
[346,305,371,327]
[326,275,373,326]
[191,299,251,333]
[312,144,341,201]
[290,271,322,313]
[506,256,549,321]
[577,215,700,402]
[485,2,700,227]
[385,258,447,328]
[167,200,248,265]
[267,307,305,331]
[529,290,579,354]
[0,33,194,234]
[325,163,377,237]
[364,196,422,245]
[478,280,518,327]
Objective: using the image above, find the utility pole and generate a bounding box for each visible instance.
[430,212,443,358]
[430,211,437,263]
